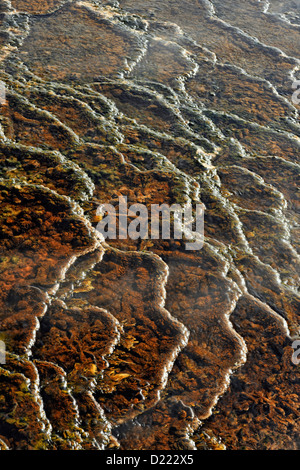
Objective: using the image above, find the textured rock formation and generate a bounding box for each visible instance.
[0,0,299,450]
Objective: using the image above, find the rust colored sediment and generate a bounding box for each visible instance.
[0,0,299,450]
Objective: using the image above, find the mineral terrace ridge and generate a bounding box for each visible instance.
[0,0,299,451]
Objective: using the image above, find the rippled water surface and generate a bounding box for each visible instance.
[0,0,299,450]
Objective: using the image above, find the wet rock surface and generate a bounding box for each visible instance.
[0,0,299,450]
